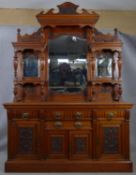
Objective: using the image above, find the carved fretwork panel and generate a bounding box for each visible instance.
[74,137,87,153]
[44,130,68,159]
[18,127,33,154]
[69,131,92,159]
[51,137,63,153]
[103,127,119,154]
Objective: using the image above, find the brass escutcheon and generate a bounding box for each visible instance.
[21,112,29,119]
[106,112,116,121]
[54,112,61,120]
[74,121,83,128]
[75,112,82,120]
[54,121,63,128]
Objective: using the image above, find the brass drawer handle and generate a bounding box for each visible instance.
[75,112,82,120]
[74,121,82,128]
[106,112,116,121]
[54,121,63,128]
[54,112,61,120]
[22,112,29,119]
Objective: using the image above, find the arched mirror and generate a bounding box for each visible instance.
[48,35,88,93]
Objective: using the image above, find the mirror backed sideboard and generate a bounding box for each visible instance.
[4,2,133,172]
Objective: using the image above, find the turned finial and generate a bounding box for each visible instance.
[114,28,118,39]
[17,28,21,41]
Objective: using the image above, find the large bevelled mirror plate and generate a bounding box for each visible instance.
[49,35,88,93]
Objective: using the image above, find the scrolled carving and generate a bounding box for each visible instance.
[112,83,122,101]
[95,34,114,42]
[94,31,120,42]
[36,2,99,27]
[118,52,122,80]
[13,84,23,102]
[17,28,44,43]
[14,55,18,79]
[44,2,93,15]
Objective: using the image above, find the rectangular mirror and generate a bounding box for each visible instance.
[49,35,88,93]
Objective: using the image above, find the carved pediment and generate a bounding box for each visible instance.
[40,2,92,15]
[56,2,79,14]
[17,28,44,43]
[93,29,121,42]
[36,2,99,27]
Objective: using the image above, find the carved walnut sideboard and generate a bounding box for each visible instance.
[4,2,133,172]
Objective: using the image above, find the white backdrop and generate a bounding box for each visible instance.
[0,26,136,173]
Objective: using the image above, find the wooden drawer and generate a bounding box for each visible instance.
[40,109,92,121]
[72,110,92,120]
[8,109,39,120]
[93,110,125,120]
[44,121,92,130]
[40,110,65,120]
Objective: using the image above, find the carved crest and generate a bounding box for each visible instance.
[17,28,44,42]
[57,2,79,14]
[94,29,121,42]
[36,2,99,27]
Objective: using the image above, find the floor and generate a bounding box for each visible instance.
[0,151,136,175]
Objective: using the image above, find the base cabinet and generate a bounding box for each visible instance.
[5,103,133,172]
[93,110,130,160]
[8,120,40,160]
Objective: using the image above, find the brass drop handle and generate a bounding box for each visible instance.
[54,121,63,128]
[106,112,116,121]
[54,112,61,120]
[22,112,29,119]
[74,121,82,128]
[75,112,82,120]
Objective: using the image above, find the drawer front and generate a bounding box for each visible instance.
[72,110,92,120]
[8,110,39,120]
[40,109,92,121]
[93,110,125,120]
[45,121,92,130]
[40,110,65,120]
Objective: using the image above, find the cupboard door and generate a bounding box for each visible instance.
[8,120,40,159]
[69,130,92,159]
[44,130,68,159]
[93,119,129,160]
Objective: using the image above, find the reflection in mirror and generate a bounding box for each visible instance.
[96,50,113,77]
[48,35,88,93]
[23,49,38,77]
[113,51,119,80]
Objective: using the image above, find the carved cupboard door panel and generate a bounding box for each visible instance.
[69,130,92,159]
[44,130,68,159]
[93,117,129,160]
[8,120,40,159]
